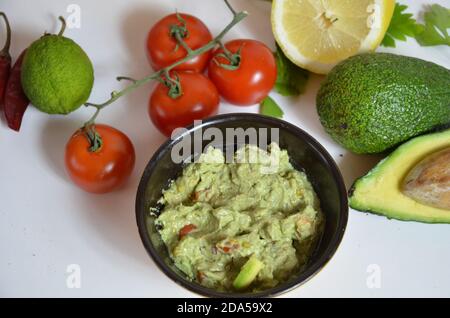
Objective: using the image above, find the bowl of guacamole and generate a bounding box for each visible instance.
[136,113,348,297]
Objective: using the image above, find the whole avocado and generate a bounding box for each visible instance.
[316,53,450,154]
[21,33,94,115]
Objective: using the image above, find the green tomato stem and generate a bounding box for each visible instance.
[170,12,189,51]
[174,32,194,55]
[213,42,242,71]
[84,124,103,153]
[218,42,234,61]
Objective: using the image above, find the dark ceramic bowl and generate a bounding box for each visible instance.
[136,113,348,297]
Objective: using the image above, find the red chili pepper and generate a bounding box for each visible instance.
[0,12,12,106]
[4,49,29,131]
[179,224,197,239]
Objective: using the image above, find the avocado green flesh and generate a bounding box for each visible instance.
[317,53,450,154]
[154,144,324,292]
[349,129,450,223]
[233,256,264,290]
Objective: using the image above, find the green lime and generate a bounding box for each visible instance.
[21,34,94,114]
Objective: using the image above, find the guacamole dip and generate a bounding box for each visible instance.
[154,143,324,292]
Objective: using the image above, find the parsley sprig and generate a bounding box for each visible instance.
[415,4,450,46]
[381,3,450,48]
[381,4,421,47]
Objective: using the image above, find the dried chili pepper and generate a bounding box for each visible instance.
[0,12,11,105]
[4,49,29,131]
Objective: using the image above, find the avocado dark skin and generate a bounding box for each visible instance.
[317,53,450,154]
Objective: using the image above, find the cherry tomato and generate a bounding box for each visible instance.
[208,39,277,106]
[65,124,135,194]
[146,13,213,72]
[149,72,219,137]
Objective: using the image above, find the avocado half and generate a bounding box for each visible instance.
[349,129,450,223]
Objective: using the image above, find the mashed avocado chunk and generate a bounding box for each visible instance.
[154,143,324,292]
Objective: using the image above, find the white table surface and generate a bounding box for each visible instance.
[1,0,449,298]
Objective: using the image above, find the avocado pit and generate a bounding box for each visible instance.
[402,148,450,210]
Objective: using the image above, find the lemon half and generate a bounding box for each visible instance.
[272,0,395,74]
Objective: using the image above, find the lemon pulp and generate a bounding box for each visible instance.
[272,0,395,74]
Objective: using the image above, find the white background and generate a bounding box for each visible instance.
[0,0,449,297]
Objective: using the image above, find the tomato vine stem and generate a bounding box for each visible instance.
[83,0,247,127]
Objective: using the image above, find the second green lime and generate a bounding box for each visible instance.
[21,33,94,114]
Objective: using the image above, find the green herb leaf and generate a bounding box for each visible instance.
[260,96,284,118]
[381,3,422,48]
[415,4,450,46]
[274,44,309,96]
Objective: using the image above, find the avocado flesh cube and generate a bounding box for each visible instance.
[233,257,264,290]
[349,129,450,223]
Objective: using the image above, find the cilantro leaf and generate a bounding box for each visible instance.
[274,44,309,96]
[260,96,284,118]
[381,3,421,48]
[415,4,450,46]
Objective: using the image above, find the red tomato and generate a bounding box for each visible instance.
[146,13,213,72]
[179,224,197,239]
[65,124,135,194]
[208,39,277,106]
[149,72,219,137]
